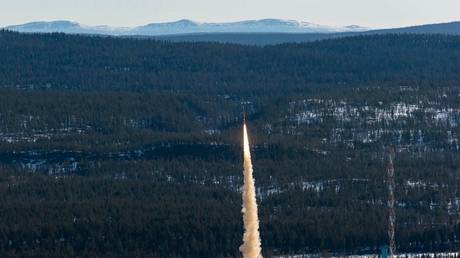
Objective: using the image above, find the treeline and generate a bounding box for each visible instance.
[0,31,460,94]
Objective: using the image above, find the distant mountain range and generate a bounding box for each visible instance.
[3,19,460,45]
[3,19,368,35]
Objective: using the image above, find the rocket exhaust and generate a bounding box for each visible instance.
[240,121,263,258]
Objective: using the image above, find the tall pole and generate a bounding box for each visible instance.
[387,146,396,256]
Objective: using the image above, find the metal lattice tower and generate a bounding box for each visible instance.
[387,146,396,256]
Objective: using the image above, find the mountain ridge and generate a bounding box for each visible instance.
[152,21,460,45]
[4,19,460,45]
[4,19,369,35]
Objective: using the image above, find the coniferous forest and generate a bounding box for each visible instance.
[1,30,460,257]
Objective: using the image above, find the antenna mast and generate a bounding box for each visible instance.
[387,146,396,256]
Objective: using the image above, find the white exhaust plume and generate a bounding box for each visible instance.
[240,122,263,258]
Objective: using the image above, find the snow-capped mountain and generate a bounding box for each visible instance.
[4,20,130,35]
[4,19,369,36]
[132,19,368,35]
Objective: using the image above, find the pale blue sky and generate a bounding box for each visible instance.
[1,0,459,28]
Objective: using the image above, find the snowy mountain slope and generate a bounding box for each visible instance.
[4,20,130,35]
[131,19,368,35]
[4,19,369,35]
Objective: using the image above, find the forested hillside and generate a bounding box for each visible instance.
[1,31,460,93]
[1,31,460,257]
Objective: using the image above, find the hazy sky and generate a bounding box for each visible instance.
[1,0,460,28]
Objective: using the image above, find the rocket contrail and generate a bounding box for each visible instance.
[240,122,263,258]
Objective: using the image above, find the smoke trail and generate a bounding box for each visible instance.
[240,122,263,258]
